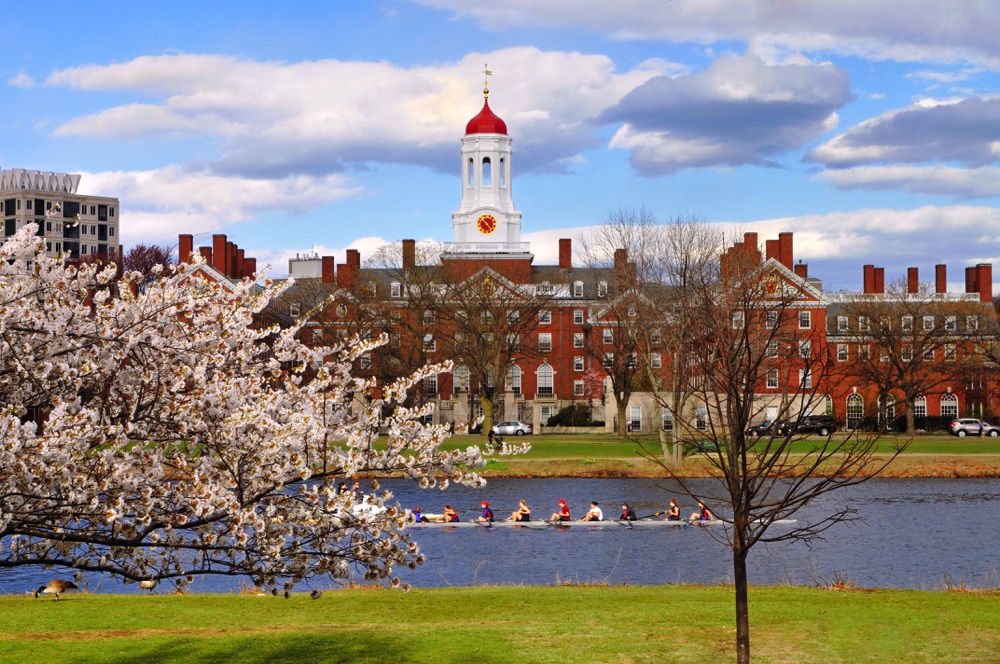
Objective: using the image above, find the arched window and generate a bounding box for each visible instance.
[913,394,927,419]
[482,157,492,185]
[537,364,554,396]
[940,393,959,418]
[499,157,506,187]
[505,365,521,395]
[455,365,470,392]
[467,158,474,186]
[846,393,864,429]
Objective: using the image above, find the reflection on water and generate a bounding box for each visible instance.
[3,478,999,594]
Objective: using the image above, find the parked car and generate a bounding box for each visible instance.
[746,420,787,437]
[793,414,838,436]
[491,420,533,436]
[948,418,1000,437]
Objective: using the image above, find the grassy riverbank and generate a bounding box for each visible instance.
[5,585,999,663]
[432,433,1000,478]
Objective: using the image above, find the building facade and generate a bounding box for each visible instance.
[0,168,120,261]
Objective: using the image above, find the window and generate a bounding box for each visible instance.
[573,332,584,348]
[628,353,638,369]
[765,311,778,329]
[482,157,491,185]
[945,344,956,361]
[597,281,608,297]
[423,333,436,352]
[627,304,637,317]
[798,339,811,358]
[837,344,848,362]
[695,406,707,431]
[538,281,553,294]
[901,315,913,332]
[945,316,956,332]
[574,310,584,324]
[858,316,869,331]
[798,311,811,329]
[360,353,371,369]
[424,375,438,395]
[923,347,934,362]
[574,356,584,371]
[914,395,927,419]
[846,394,864,429]
[967,316,979,332]
[574,380,585,396]
[537,364,554,396]
[538,310,551,324]
[109,227,115,236]
[603,353,613,368]
[661,408,673,432]
[650,352,661,369]
[799,369,812,389]
[455,366,470,392]
[766,340,778,358]
[837,316,848,331]
[941,393,958,418]
[629,405,642,432]
[506,365,522,394]
[289,303,301,317]
[603,329,613,344]
[650,329,662,345]
[390,282,401,298]
[390,333,400,348]
[45,221,51,232]
[26,199,32,210]
[336,304,347,317]
[540,406,555,424]
[766,370,779,389]
[423,310,434,324]
[538,333,552,352]
[902,345,913,362]
[467,158,474,186]
[499,158,506,187]
[923,316,935,331]
[573,281,583,298]
[732,311,745,329]
[507,310,519,323]
[507,334,520,350]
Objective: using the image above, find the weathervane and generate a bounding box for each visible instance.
[483,63,492,99]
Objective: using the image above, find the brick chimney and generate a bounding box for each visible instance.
[559,238,572,271]
[212,235,227,274]
[765,239,780,263]
[226,241,236,278]
[907,267,919,294]
[321,256,335,284]
[178,234,193,264]
[337,263,356,287]
[794,262,808,279]
[346,249,360,268]
[977,263,993,303]
[244,257,257,276]
[778,232,793,270]
[966,267,978,295]
[874,267,885,294]
[743,232,760,263]
[199,246,213,263]
[236,248,245,279]
[863,265,875,293]
[402,239,415,272]
[936,264,947,294]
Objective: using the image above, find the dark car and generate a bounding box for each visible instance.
[949,418,1000,438]
[746,420,787,437]
[491,420,533,436]
[791,414,838,436]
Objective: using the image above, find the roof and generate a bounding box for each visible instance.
[465,98,507,135]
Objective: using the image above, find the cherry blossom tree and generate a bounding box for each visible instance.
[0,225,515,592]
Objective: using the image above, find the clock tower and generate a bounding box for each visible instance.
[445,67,528,261]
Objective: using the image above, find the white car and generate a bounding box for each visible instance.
[491,421,533,436]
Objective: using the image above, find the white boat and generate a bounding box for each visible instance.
[405,518,797,529]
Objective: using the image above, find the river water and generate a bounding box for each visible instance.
[3,478,998,594]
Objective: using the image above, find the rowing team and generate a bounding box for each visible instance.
[409,498,716,525]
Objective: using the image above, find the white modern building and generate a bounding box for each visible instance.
[0,168,120,260]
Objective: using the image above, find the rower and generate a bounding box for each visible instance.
[478,501,494,523]
[619,503,637,521]
[689,501,715,523]
[582,501,603,522]
[549,499,571,522]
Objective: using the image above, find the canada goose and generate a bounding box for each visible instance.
[34,579,78,600]
[139,579,157,592]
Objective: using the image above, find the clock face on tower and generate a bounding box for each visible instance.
[476,214,497,235]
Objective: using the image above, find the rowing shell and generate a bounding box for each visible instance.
[406,519,797,529]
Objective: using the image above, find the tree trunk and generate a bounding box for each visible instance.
[616,400,629,437]
[481,394,495,436]
[905,397,916,436]
[734,548,751,664]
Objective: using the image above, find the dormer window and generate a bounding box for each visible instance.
[573,281,583,297]
[391,282,401,298]
[598,281,608,297]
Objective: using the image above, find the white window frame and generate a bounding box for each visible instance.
[390,282,401,298]
[573,281,583,298]
[766,370,779,389]
[574,310,584,324]
[798,311,811,329]
[539,309,552,324]
[901,315,913,332]
[837,344,848,362]
[603,328,613,344]
[765,311,778,330]
[573,332,584,348]
[837,316,848,331]
[732,311,745,329]
[573,380,585,396]
[574,356,584,371]
[537,364,554,396]
[538,333,552,352]
[923,316,934,331]
[650,352,661,369]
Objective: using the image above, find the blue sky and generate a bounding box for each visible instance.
[2,0,999,291]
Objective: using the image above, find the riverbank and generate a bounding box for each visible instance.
[4,585,998,663]
[440,433,1000,479]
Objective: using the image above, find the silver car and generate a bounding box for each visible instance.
[491,420,533,436]
[949,418,1000,437]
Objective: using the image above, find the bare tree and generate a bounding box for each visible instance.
[837,279,984,434]
[652,245,902,664]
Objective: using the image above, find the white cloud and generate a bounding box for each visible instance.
[412,1,1000,70]
[45,49,671,178]
[817,165,1000,199]
[8,72,34,89]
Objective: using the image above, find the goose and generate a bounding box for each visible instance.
[139,579,158,592]
[34,579,78,600]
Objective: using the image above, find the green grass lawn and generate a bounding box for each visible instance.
[3,585,999,663]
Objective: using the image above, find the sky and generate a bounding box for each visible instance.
[1,0,999,292]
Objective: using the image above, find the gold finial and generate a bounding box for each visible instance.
[482,63,492,99]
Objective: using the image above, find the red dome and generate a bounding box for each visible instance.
[465,98,507,135]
